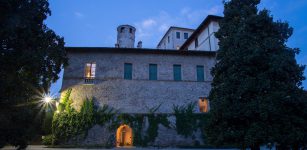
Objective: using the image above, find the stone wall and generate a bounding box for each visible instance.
[61,51,216,113]
[80,115,204,147]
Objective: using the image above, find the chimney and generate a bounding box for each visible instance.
[137,41,142,48]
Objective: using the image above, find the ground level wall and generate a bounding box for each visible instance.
[70,115,205,147]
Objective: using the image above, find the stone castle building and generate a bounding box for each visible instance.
[61,15,222,147]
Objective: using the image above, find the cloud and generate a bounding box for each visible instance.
[181,7,191,15]
[74,12,85,18]
[142,19,157,28]
[134,11,172,40]
[158,24,169,32]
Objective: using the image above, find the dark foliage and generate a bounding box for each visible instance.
[173,102,198,137]
[0,0,67,148]
[205,0,306,149]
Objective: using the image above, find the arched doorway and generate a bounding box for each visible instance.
[116,124,133,147]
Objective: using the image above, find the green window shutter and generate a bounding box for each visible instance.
[149,64,157,80]
[124,63,132,80]
[197,65,205,82]
[173,65,182,81]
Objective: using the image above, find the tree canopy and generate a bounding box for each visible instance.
[205,0,306,149]
[0,0,67,149]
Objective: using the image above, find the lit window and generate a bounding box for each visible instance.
[85,62,96,84]
[176,32,180,39]
[198,97,209,112]
[184,33,189,39]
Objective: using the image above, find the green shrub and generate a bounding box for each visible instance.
[42,135,54,145]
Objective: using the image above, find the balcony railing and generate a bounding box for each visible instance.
[84,77,95,84]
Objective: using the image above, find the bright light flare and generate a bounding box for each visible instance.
[38,93,55,112]
[44,96,52,104]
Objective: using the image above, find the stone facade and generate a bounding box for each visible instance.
[61,47,216,146]
[62,48,216,113]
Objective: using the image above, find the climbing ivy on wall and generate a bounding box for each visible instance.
[51,89,114,144]
[52,89,97,144]
[50,89,170,147]
[50,90,209,147]
[173,102,208,144]
[173,102,198,137]
[110,111,170,146]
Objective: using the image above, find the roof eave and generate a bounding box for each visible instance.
[179,15,223,50]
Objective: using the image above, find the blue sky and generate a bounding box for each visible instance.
[46,0,307,95]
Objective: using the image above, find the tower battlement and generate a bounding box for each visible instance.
[116,25,136,48]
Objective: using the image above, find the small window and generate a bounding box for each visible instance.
[120,27,125,33]
[176,32,180,39]
[199,97,209,113]
[124,63,132,80]
[184,33,189,39]
[129,28,133,33]
[196,65,205,82]
[173,64,182,81]
[195,37,199,47]
[85,62,96,84]
[149,64,158,80]
[168,36,170,43]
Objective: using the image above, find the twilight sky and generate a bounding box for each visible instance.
[46,0,307,96]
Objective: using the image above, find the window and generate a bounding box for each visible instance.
[176,32,180,39]
[129,28,133,33]
[167,36,170,43]
[173,64,182,81]
[120,27,125,33]
[184,33,189,39]
[124,63,132,80]
[195,37,199,47]
[196,65,205,82]
[149,64,157,80]
[85,62,96,84]
[199,97,209,112]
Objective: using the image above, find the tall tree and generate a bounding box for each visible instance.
[0,0,67,149]
[205,0,306,149]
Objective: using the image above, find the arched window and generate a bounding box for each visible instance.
[120,27,125,33]
[198,97,209,112]
[116,124,133,147]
